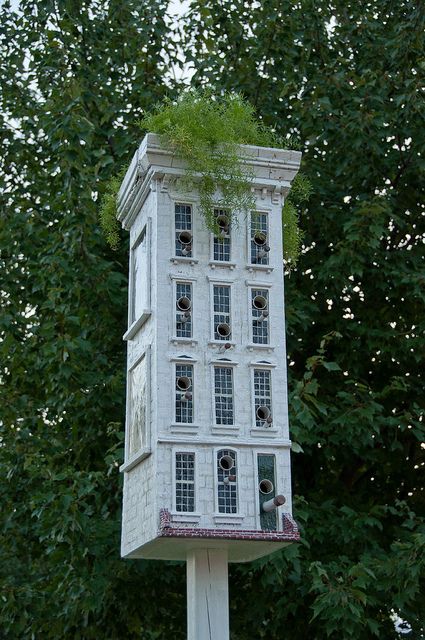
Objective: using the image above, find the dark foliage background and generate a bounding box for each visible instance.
[0,1,424,638]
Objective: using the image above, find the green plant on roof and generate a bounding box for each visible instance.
[100,90,311,266]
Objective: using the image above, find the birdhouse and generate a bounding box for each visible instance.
[118,133,301,563]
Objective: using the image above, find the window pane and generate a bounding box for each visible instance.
[214,367,234,425]
[132,228,148,322]
[251,212,269,265]
[176,452,195,512]
[213,285,231,341]
[175,203,192,257]
[252,288,269,344]
[175,364,194,423]
[129,355,147,455]
[253,369,272,427]
[217,449,237,513]
[176,282,192,338]
[213,208,231,262]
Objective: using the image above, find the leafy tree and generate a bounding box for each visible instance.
[0,1,185,638]
[185,0,425,637]
[1,0,424,638]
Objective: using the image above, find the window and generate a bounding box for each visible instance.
[217,449,237,513]
[213,284,231,340]
[128,353,149,456]
[253,369,272,427]
[175,452,195,512]
[250,212,269,264]
[175,363,194,423]
[176,282,192,338]
[252,288,269,344]
[257,454,277,530]
[130,226,149,323]
[213,208,231,262]
[175,203,192,257]
[214,367,234,425]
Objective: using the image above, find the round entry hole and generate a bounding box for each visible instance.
[259,479,274,494]
[219,455,234,471]
[176,376,191,391]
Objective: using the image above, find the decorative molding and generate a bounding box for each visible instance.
[246,264,274,274]
[245,279,273,288]
[157,436,292,448]
[170,338,198,347]
[170,424,200,435]
[169,355,198,363]
[209,358,239,367]
[169,273,198,283]
[248,360,277,368]
[170,257,199,266]
[246,344,275,353]
[249,427,279,438]
[271,187,282,205]
[117,133,302,231]
[208,340,236,349]
[209,261,236,270]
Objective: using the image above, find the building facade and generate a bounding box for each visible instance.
[118,133,301,562]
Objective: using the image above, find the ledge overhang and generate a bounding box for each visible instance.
[122,509,300,563]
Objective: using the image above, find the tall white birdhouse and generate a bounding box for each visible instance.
[118,133,301,563]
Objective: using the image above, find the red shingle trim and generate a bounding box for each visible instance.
[158,509,300,542]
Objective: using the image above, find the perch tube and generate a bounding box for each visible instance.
[262,495,286,512]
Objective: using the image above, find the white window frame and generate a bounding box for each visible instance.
[214,447,240,517]
[252,368,273,428]
[246,208,274,273]
[209,207,235,267]
[208,277,235,345]
[174,361,195,426]
[169,356,198,433]
[169,275,198,345]
[125,219,152,341]
[174,280,193,340]
[212,365,235,427]
[249,210,270,265]
[246,281,273,349]
[171,200,199,265]
[122,347,151,470]
[252,448,281,531]
[171,447,202,522]
[173,450,196,513]
[248,361,278,436]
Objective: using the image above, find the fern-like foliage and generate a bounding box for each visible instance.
[100,90,311,265]
[99,168,126,251]
[282,172,314,267]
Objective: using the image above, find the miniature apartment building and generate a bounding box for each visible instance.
[118,133,301,563]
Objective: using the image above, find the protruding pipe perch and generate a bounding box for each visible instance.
[262,495,286,512]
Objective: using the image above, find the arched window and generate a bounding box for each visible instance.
[216,449,238,514]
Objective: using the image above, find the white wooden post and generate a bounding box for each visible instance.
[186,549,229,640]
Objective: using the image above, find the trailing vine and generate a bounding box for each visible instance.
[100,90,311,266]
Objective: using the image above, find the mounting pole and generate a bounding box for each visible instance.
[186,548,229,640]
